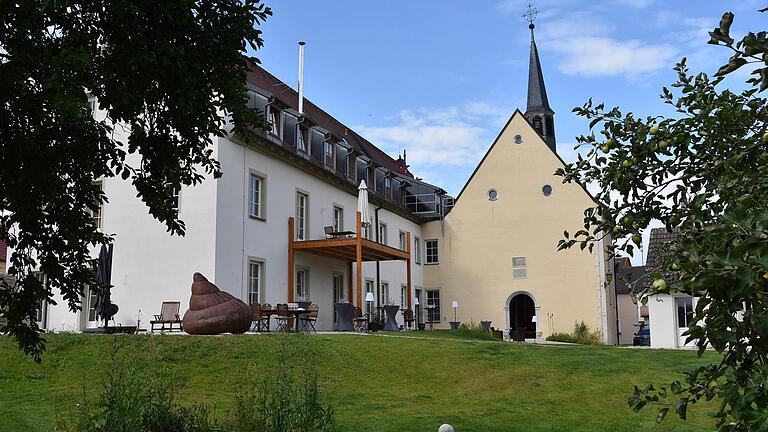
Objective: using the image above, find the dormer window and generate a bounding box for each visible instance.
[384,176,392,199]
[268,110,279,136]
[297,126,307,154]
[282,112,298,149]
[324,141,335,169]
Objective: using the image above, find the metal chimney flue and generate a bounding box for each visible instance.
[298,41,305,114]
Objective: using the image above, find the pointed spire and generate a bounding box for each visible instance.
[526,23,552,113]
[522,3,556,152]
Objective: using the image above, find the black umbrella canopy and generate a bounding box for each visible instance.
[94,244,115,324]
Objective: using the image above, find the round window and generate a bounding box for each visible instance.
[542,185,553,196]
[488,189,499,201]
[514,134,523,144]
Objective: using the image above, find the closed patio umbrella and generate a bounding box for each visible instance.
[94,244,115,327]
[357,180,370,228]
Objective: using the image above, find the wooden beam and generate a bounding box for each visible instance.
[406,231,412,310]
[360,239,410,260]
[293,238,356,250]
[288,217,295,303]
[356,211,363,309]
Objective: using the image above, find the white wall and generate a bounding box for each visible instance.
[213,138,424,331]
[648,293,697,349]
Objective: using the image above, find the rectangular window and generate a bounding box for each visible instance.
[247,260,263,304]
[512,256,527,279]
[378,223,387,245]
[248,173,264,219]
[380,282,390,306]
[91,181,103,228]
[333,206,343,232]
[677,297,694,328]
[401,284,407,307]
[365,279,374,315]
[426,289,441,322]
[399,230,407,251]
[296,192,308,240]
[324,141,335,168]
[269,109,279,136]
[385,177,392,199]
[295,267,309,301]
[425,239,439,264]
[297,126,307,154]
[356,158,368,184]
[333,273,344,323]
[414,236,422,264]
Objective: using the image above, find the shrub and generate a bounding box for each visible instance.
[224,335,335,432]
[455,320,499,341]
[546,321,602,345]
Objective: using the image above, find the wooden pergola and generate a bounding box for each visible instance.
[288,211,412,309]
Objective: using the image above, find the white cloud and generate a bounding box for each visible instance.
[357,102,513,192]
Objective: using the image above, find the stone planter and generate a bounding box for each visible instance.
[449,321,461,330]
[480,320,492,331]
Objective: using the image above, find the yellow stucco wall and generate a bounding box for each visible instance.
[422,111,616,342]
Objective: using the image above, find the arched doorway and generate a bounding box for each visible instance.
[509,294,535,341]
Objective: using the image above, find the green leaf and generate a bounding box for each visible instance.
[715,56,747,76]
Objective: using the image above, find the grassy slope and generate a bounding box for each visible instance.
[0,332,719,432]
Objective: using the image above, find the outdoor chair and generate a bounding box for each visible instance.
[352,306,368,333]
[403,309,415,331]
[250,303,270,332]
[300,303,319,333]
[275,303,291,332]
[150,301,183,333]
[324,226,336,239]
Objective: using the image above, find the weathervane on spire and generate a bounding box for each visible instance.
[522,2,538,30]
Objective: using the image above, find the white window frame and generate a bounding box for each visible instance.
[401,284,407,308]
[414,236,422,264]
[378,222,387,245]
[333,205,344,232]
[268,108,279,136]
[296,191,309,240]
[324,140,335,169]
[425,239,439,265]
[380,281,390,306]
[426,289,441,323]
[512,256,528,279]
[247,259,264,304]
[295,266,310,301]
[248,172,266,220]
[297,126,307,153]
[365,279,375,315]
[399,230,407,251]
[91,181,103,229]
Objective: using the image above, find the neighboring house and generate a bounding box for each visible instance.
[644,228,698,349]
[420,23,617,344]
[16,21,619,339]
[614,257,646,345]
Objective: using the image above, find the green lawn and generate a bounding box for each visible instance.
[0,332,720,432]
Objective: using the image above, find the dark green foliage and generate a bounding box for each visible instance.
[0,0,271,361]
[546,321,602,345]
[557,8,768,431]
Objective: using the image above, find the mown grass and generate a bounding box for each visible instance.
[0,332,720,432]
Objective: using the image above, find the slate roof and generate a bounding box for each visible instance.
[616,265,647,295]
[245,64,412,177]
[643,228,679,290]
[526,29,553,114]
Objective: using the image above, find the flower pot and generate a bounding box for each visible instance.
[449,321,461,330]
[480,320,492,331]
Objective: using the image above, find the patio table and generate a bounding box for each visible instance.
[261,308,307,332]
[383,305,400,331]
[335,303,355,331]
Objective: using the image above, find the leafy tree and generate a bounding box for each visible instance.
[0,0,271,361]
[558,8,768,431]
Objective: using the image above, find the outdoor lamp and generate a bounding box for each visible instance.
[451,300,459,322]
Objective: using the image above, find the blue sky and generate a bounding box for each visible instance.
[252,1,765,262]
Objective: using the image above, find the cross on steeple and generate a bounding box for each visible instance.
[521,3,538,28]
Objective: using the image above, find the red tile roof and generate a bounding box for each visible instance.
[245,64,412,177]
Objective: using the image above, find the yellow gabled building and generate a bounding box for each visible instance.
[421,23,617,343]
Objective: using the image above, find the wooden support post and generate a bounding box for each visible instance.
[356,211,363,309]
[406,231,412,310]
[288,217,295,303]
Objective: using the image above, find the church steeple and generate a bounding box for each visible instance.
[522,4,556,152]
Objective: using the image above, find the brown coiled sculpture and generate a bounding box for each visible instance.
[182,273,252,335]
